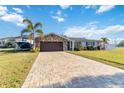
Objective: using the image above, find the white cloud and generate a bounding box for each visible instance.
[59,5,70,9]
[83,5,115,14]
[88,21,99,25]
[0,13,24,26]
[0,6,25,27]
[96,5,115,14]
[64,25,99,38]
[0,6,8,16]
[56,10,62,16]
[64,24,124,39]
[84,5,97,9]
[13,8,23,13]
[52,16,65,22]
[52,10,66,22]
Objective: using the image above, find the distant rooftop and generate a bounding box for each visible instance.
[0,35,28,40]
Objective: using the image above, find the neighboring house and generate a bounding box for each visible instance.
[106,44,116,50]
[0,37,15,48]
[0,35,33,48]
[0,39,6,47]
[35,33,103,51]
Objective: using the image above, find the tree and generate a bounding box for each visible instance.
[21,19,43,49]
[101,37,109,50]
[117,40,124,47]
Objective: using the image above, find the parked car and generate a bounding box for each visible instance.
[15,42,33,51]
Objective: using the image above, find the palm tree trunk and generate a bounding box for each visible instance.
[33,30,35,49]
[103,43,106,50]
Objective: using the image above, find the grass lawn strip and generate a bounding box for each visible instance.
[0,51,38,88]
[67,48,124,70]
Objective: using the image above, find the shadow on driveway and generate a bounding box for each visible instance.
[39,73,124,88]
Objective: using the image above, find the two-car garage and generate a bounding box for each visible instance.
[40,42,63,51]
[37,33,70,52]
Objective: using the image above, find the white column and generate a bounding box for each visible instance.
[72,41,74,51]
[69,41,71,50]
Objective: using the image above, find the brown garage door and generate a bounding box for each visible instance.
[40,42,63,51]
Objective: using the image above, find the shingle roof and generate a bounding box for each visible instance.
[0,35,28,40]
[69,37,102,42]
[45,33,72,41]
[68,37,86,41]
[45,33,102,42]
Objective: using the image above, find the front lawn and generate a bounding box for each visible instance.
[68,48,124,69]
[0,50,38,88]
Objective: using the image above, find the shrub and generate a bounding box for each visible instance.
[78,46,84,51]
[74,48,79,51]
[117,40,124,47]
[97,46,101,50]
[84,47,87,50]
[86,46,94,50]
[30,48,40,52]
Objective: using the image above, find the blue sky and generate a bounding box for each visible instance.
[0,5,124,43]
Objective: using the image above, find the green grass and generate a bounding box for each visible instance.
[68,48,124,70]
[0,50,38,88]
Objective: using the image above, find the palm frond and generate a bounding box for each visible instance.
[28,24,33,30]
[34,22,42,29]
[23,19,34,30]
[22,29,30,33]
[23,19,32,25]
[36,29,43,34]
[101,37,109,43]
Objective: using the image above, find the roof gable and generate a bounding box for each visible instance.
[43,33,71,41]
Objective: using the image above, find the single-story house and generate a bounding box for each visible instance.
[35,33,103,51]
[106,44,116,50]
[0,37,15,48]
[0,35,33,48]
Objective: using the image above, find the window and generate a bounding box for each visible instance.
[93,42,95,46]
[86,42,88,46]
[86,42,95,46]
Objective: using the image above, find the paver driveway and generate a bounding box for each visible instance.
[22,52,124,88]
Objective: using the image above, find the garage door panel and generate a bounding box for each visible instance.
[40,42,63,51]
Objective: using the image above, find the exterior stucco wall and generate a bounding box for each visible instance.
[81,42,86,47]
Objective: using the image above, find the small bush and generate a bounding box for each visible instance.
[97,46,101,50]
[74,46,101,51]
[30,48,40,52]
[74,48,79,51]
[84,47,87,50]
[79,46,84,51]
[86,46,94,50]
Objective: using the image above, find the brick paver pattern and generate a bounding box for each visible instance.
[22,52,124,88]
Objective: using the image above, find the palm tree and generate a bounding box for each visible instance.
[101,37,109,50]
[21,19,43,49]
